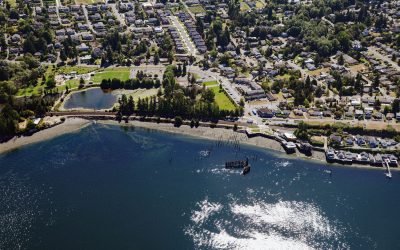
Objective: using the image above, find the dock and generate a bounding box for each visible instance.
[384,159,392,178]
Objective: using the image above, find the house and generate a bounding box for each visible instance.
[356,135,366,146]
[368,137,378,148]
[323,110,332,117]
[80,54,92,64]
[93,22,105,31]
[330,134,342,146]
[344,137,354,146]
[81,33,94,41]
[396,112,400,121]
[386,113,394,120]
[355,109,364,119]
[77,43,90,52]
[257,108,274,118]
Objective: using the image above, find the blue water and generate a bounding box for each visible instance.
[63,88,116,110]
[0,124,400,249]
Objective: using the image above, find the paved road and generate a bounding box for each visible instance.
[82,5,96,34]
[368,46,400,71]
[168,16,198,56]
[109,3,126,27]
[321,16,334,28]
[55,0,62,26]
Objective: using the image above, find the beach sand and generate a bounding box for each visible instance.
[0,118,90,154]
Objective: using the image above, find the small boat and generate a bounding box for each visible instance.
[199,150,210,157]
[385,172,392,179]
[242,165,251,175]
[324,169,332,175]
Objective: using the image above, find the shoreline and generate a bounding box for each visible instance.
[0,117,397,172]
[98,120,399,172]
[0,118,90,155]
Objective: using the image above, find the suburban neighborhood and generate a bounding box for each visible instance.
[1,0,400,167]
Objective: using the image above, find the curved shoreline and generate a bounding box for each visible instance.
[0,118,91,155]
[0,117,397,172]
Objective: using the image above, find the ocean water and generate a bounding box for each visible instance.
[0,124,400,250]
[63,88,117,110]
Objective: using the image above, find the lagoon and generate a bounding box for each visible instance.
[0,124,399,249]
[63,88,116,110]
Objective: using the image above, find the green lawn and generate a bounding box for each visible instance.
[240,2,250,12]
[210,86,236,111]
[63,79,80,89]
[255,0,265,8]
[16,80,81,97]
[203,80,218,86]
[75,0,103,4]
[17,84,46,96]
[57,66,97,75]
[188,5,206,14]
[91,68,130,83]
[7,0,16,7]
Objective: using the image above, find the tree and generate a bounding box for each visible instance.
[239,98,245,107]
[202,89,215,103]
[182,62,187,76]
[79,77,85,88]
[392,99,400,114]
[46,75,56,88]
[174,116,183,127]
[0,104,19,137]
[294,121,309,140]
[337,54,344,65]
[233,123,238,131]
[154,53,159,65]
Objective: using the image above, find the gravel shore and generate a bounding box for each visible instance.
[1,117,395,172]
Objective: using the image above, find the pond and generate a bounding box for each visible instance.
[63,88,117,110]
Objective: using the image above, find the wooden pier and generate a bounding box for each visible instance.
[384,159,392,178]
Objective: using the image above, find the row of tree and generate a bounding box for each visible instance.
[100,78,161,90]
[116,65,243,121]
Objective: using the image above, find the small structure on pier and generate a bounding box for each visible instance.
[225,158,251,175]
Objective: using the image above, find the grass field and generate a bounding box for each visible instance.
[17,66,56,97]
[16,79,81,97]
[42,0,56,4]
[92,68,130,83]
[7,0,16,7]
[16,84,46,97]
[255,0,265,8]
[188,5,206,14]
[203,80,218,86]
[57,66,97,75]
[209,86,236,111]
[75,0,103,4]
[64,79,80,89]
[124,88,159,102]
[240,2,251,12]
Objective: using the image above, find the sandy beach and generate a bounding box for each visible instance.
[0,118,90,154]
